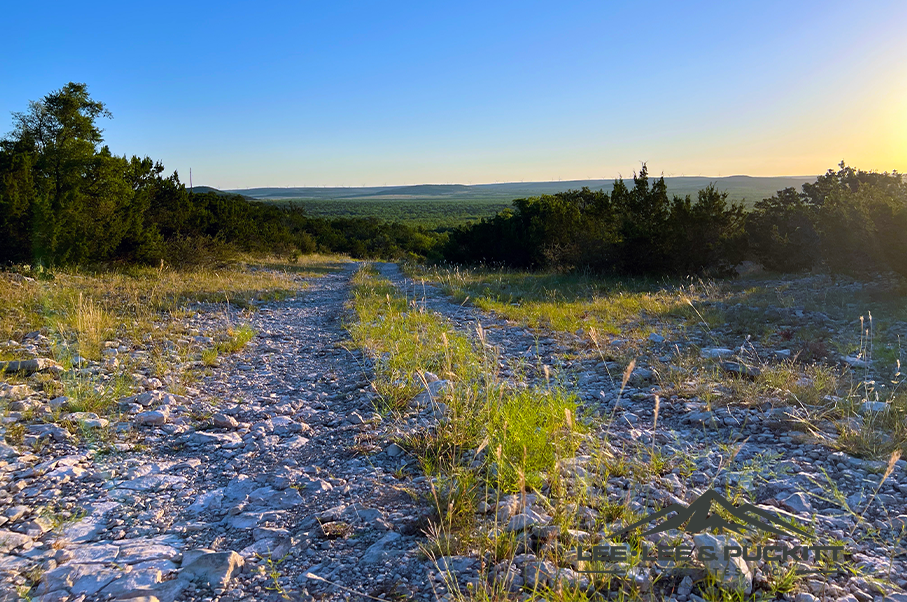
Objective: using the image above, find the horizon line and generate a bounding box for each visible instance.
[220,173,821,191]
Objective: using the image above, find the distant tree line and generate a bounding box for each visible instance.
[0,83,439,267]
[2,84,906,277]
[445,163,907,277]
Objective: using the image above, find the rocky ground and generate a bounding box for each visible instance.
[0,263,906,602]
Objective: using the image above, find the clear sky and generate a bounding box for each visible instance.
[3,1,906,188]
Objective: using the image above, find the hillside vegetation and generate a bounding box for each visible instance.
[0,84,439,267]
[446,163,907,277]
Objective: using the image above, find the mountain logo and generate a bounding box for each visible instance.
[610,489,809,538]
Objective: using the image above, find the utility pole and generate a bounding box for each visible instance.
[190,168,193,192]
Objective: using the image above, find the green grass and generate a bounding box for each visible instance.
[216,324,256,354]
[61,371,133,415]
[411,262,907,462]
[348,266,584,493]
[406,263,710,337]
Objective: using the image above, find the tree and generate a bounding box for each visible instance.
[746,187,820,271]
[2,82,128,262]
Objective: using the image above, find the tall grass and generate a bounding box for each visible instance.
[405,263,717,336]
[347,265,583,524]
[51,293,115,361]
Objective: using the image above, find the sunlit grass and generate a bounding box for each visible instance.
[0,254,346,355]
[0,255,342,431]
[405,263,717,336]
[347,265,584,494]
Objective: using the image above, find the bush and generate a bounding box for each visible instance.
[443,165,746,277]
[746,187,820,272]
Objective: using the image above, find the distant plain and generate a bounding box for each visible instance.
[217,176,816,227]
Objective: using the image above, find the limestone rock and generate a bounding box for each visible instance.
[134,408,170,426]
[0,358,61,375]
[179,549,244,591]
[359,531,402,564]
[0,529,30,553]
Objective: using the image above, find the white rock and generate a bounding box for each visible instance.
[842,355,870,368]
[411,380,451,407]
[134,408,170,426]
[506,508,552,533]
[861,401,888,413]
[701,348,735,359]
[189,431,243,448]
[187,489,225,514]
[359,531,402,564]
[0,529,31,552]
[212,413,238,429]
[180,549,244,591]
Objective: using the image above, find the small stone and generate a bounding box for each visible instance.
[64,411,109,428]
[180,549,244,591]
[134,409,169,426]
[506,508,552,533]
[0,384,33,400]
[780,492,813,514]
[700,348,735,359]
[628,368,654,386]
[410,380,451,407]
[19,516,53,537]
[861,401,889,414]
[4,506,29,522]
[189,431,243,447]
[0,529,31,552]
[678,575,694,597]
[212,413,238,429]
[523,560,558,589]
[26,423,72,442]
[386,443,404,457]
[719,361,761,378]
[0,358,62,375]
[98,568,163,597]
[842,355,870,368]
[359,531,402,564]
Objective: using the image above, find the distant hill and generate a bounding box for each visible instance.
[229,175,817,207]
[191,186,254,200]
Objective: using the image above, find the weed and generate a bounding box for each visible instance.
[216,324,256,354]
[764,562,801,595]
[40,503,87,532]
[61,370,132,417]
[257,551,292,600]
[201,347,219,366]
[4,423,25,445]
[319,521,353,539]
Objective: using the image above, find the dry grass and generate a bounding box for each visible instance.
[0,254,347,352]
[0,255,346,428]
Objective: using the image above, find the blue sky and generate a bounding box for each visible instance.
[3,1,906,187]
